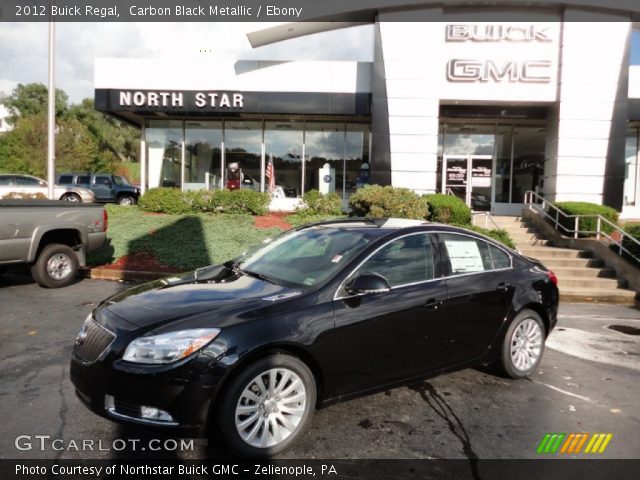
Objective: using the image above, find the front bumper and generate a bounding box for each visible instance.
[70,329,228,436]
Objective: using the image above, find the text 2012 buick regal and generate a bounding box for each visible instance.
[71,218,558,456]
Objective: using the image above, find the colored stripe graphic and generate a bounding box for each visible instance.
[537,433,565,453]
[539,433,613,454]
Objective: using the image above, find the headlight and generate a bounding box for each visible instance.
[122,328,220,364]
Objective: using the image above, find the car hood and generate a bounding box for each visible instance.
[100,265,299,329]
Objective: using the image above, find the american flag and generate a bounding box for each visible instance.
[266,154,275,193]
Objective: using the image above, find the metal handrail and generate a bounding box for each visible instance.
[472,211,502,230]
[524,190,640,265]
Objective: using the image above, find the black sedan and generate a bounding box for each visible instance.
[70,218,559,456]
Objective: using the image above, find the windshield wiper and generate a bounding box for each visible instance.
[239,268,281,285]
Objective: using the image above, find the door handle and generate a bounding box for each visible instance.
[424,298,443,310]
[496,282,512,292]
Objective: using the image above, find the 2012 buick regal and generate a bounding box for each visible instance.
[71,218,559,456]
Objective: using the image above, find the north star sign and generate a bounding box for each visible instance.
[445,24,554,84]
[119,91,244,108]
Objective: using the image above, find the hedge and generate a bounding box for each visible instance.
[621,223,640,262]
[553,202,619,237]
[423,193,472,224]
[451,223,516,250]
[348,185,428,219]
[138,188,270,215]
[296,190,343,216]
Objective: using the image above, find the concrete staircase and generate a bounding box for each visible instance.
[491,216,637,304]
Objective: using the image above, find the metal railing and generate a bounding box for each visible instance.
[472,211,502,230]
[524,190,640,265]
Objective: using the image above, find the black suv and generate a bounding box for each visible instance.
[57,173,140,205]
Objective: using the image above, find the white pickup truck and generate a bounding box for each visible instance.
[0,200,107,287]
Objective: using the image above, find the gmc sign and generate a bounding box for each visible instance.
[447,59,552,83]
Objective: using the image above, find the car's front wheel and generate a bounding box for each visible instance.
[500,309,546,378]
[216,354,316,457]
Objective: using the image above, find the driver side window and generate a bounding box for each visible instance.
[356,233,435,288]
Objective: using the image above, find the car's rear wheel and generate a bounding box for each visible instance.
[61,193,81,203]
[117,195,136,206]
[500,309,545,378]
[31,243,79,288]
[216,354,316,457]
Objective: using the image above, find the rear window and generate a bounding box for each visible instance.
[0,176,13,186]
[76,175,91,185]
[58,175,73,184]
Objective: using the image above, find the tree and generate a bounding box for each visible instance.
[2,83,68,123]
[0,113,100,177]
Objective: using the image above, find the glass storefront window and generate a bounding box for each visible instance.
[494,126,512,203]
[443,125,495,156]
[146,120,183,188]
[305,123,346,196]
[264,121,304,198]
[184,121,222,190]
[625,127,639,206]
[511,127,545,204]
[224,121,262,192]
[346,124,370,199]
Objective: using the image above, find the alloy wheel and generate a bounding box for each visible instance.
[510,318,543,372]
[235,368,307,449]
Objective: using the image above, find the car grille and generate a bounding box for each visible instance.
[74,320,115,363]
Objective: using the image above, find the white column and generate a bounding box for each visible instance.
[140,124,146,196]
[377,20,441,194]
[545,14,630,204]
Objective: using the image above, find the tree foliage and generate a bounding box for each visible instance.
[0,83,139,177]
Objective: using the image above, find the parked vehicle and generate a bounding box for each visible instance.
[70,218,558,456]
[0,174,96,203]
[0,200,107,287]
[57,173,140,205]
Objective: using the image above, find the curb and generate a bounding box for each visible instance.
[80,267,175,283]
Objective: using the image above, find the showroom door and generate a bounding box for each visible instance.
[442,155,493,211]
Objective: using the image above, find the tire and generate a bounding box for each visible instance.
[500,309,546,379]
[61,193,81,203]
[216,354,316,457]
[117,195,136,206]
[31,243,79,288]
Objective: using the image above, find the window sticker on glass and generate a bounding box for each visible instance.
[331,255,343,263]
[303,278,316,286]
[445,240,485,273]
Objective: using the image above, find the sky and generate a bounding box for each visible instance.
[0,22,374,103]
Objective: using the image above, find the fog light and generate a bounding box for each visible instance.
[140,405,174,423]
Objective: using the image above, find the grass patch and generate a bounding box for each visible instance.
[88,205,282,271]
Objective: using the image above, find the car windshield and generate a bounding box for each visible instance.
[113,175,130,185]
[237,226,373,288]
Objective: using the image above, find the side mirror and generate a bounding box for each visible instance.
[346,273,391,295]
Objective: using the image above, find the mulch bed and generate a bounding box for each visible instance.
[99,251,182,273]
[254,213,292,230]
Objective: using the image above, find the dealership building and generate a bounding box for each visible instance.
[95,2,640,219]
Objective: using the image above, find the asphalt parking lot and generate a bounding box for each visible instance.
[0,273,639,460]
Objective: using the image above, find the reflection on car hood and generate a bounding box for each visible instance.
[101,267,295,328]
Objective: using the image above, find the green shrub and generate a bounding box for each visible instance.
[621,223,640,262]
[297,190,343,216]
[554,202,619,237]
[348,185,428,219]
[138,188,190,214]
[139,188,269,215]
[423,193,472,224]
[451,223,516,250]
[213,189,270,215]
